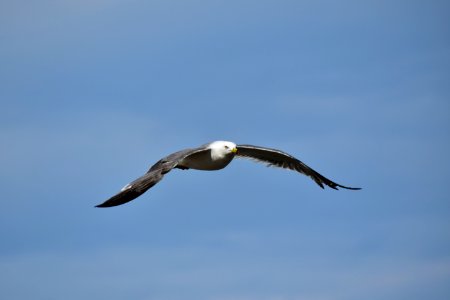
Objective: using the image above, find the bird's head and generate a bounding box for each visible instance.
[209,141,238,159]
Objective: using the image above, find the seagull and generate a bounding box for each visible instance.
[96,141,360,207]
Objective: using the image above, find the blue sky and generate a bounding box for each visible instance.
[1,0,449,299]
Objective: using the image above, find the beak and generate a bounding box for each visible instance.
[231,147,238,153]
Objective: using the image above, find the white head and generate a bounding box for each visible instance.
[208,140,237,159]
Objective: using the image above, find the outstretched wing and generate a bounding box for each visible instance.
[95,170,167,207]
[236,144,360,190]
[96,147,209,208]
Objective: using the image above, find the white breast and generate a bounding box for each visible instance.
[180,150,234,170]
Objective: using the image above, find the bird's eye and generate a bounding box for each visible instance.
[224,145,229,149]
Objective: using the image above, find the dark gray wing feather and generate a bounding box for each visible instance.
[96,147,209,208]
[236,144,360,190]
[95,170,165,207]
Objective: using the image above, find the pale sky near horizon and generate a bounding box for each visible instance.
[1,1,449,299]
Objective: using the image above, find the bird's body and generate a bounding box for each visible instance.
[177,141,236,170]
[96,141,360,208]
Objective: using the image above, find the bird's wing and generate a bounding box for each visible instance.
[96,147,210,207]
[236,144,360,190]
[95,170,167,207]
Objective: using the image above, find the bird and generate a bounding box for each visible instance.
[96,141,360,207]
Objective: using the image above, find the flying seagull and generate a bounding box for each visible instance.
[96,141,360,207]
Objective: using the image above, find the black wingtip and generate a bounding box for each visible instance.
[337,185,362,191]
[95,200,123,208]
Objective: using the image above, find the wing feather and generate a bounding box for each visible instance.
[96,146,210,207]
[236,144,360,190]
